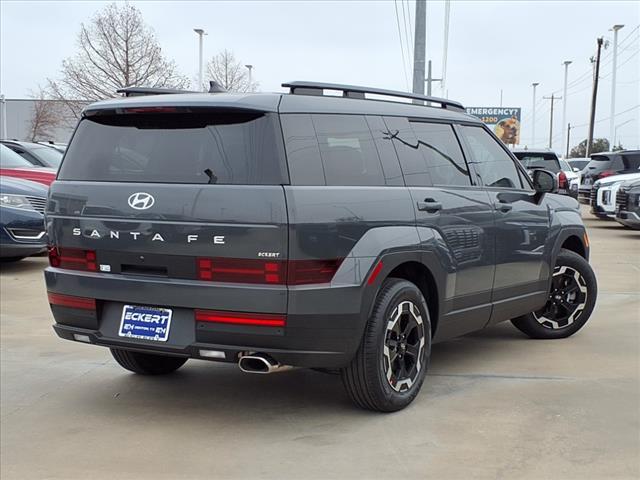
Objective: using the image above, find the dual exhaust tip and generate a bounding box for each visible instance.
[238,353,293,374]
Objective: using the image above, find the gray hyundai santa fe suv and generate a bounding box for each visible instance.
[45,82,597,411]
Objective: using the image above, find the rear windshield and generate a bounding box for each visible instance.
[590,155,611,161]
[59,110,287,184]
[513,152,561,172]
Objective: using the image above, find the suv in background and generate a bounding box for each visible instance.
[579,150,640,204]
[45,82,597,412]
[512,148,578,198]
[615,179,640,229]
[590,172,640,219]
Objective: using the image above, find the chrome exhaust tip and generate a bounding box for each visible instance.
[238,353,293,374]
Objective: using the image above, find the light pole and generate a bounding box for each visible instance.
[613,118,633,147]
[561,61,572,156]
[531,82,539,147]
[194,28,206,92]
[609,24,624,144]
[245,64,253,91]
[0,94,7,140]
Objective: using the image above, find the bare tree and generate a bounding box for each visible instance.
[206,50,257,92]
[49,2,189,116]
[27,86,62,142]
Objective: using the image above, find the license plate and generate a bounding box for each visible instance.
[119,305,172,342]
[583,178,592,186]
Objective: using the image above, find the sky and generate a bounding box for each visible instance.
[1,0,639,150]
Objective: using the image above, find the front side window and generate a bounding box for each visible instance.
[461,126,522,189]
[410,122,470,186]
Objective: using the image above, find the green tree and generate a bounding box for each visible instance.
[569,138,612,158]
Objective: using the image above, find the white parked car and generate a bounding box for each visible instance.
[590,172,640,218]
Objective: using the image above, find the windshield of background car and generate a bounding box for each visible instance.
[58,110,288,184]
[0,144,38,168]
[513,152,561,172]
[31,146,63,167]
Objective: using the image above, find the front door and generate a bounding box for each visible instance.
[458,125,551,324]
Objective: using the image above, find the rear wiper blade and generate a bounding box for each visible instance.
[204,168,218,184]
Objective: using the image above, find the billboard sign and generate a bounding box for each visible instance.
[465,107,522,145]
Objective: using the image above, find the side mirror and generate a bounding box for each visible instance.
[573,167,580,173]
[532,169,558,194]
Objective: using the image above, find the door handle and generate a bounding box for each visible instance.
[495,202,513,213]
[417,198,443,213]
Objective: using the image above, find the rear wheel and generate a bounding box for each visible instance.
[341,278,431,412]
[512,249,597,339]
[110,348,187,375]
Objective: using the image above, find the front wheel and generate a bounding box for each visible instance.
[341,278,431,412]
[512,249,597,339]
[110,348,188,375]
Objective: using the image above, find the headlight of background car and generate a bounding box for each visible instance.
[0,194,36,211]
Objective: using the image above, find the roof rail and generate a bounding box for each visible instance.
[282,81,465,111]
[116,87,198,97]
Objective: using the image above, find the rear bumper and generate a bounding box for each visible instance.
[45,267,366,368]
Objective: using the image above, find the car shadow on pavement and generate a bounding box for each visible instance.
[0,256,48,275]
[70,323,530,419]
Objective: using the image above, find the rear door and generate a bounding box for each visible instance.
[383,116,496,339]
[458,125,551,324]
[47,107,290,313]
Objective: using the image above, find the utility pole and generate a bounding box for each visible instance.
[543,93,562,149]
[609,25,624,144]
[412,0,427,102]
[566,123,571,158]
[531,82,539,147]
[561,60,572,155]
[425,60,442,97]
[440,0,451,96]
[0,94,6,140]
[194,28,206,92]
[587,37,604,156]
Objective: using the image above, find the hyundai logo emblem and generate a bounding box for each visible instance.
[127,192,155,210]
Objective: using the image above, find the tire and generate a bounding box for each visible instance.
[110,348,187,375]
[341,278,432,412]
[512,249,597,339]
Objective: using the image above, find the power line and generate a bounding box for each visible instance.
[401,0,413,62]
[394,1,410,90]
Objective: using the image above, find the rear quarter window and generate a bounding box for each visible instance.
[59,110,288,185]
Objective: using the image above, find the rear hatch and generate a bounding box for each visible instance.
[47,106,290,316]
[581,154,617,188]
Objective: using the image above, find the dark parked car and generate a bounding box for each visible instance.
[513,148,578,198]
[1,140,63,169]
[45,82,597,411]
[1,176,48,260]
[578,150,640,204]
[0,144,57,186]
[615,179,640,229]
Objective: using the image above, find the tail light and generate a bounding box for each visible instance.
[597,170,616,180]
[48,292,96,310]
[197,257,284,284]
[195,310,285,327]
[558,171,567,189]
[49,246,97,272]
[196,257,343,285]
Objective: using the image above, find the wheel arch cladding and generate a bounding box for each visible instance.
[386,261,439,336]
[560,234,586,259]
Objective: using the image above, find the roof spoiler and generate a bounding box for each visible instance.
[282,81,465,111]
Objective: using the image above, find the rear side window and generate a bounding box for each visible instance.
[0,144,36,168]
[461,126,522,189]
[312,114,385,186]
[281,114,387,186]
[409,122,470,186]
[59,110,287,185]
